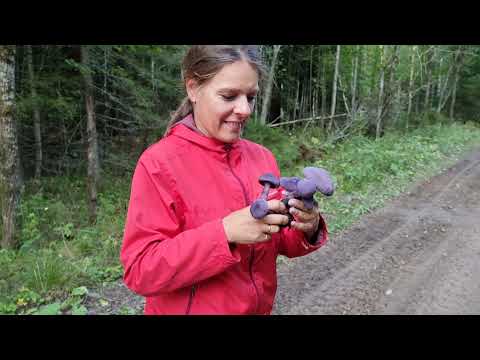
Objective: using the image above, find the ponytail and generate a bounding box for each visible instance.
[164,97,193,137]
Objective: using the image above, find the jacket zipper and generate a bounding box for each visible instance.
[224,145,249,207]
[186,285,196,315]
[225,145,260,314]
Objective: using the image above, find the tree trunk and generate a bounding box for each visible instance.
[407,46,417,120]
[449,46,465,121]
[260,45,281,125]
[293,79,300,120]
[80,45,100,224]
[0,46,21,249]
[384,45,400,129]
[328,45,341,131]
[320,48,327,127]
[308,45,315,117]
[437,53,443,104]
[424,73,431,111]
[351,45,359,123]
[436,57,454,113]
[376,45,385,139]
[26,45,43,179]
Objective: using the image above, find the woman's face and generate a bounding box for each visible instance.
[187,60,259,143]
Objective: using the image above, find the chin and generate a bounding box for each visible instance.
[221,135,240,144]
[217,129,242,144]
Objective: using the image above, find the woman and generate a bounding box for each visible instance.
[120,45,328,315]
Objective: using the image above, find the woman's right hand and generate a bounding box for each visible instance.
[222,200,290,245]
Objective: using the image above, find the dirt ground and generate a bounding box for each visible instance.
[86,146,480,315]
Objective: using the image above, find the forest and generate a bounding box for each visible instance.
[1,45,480,315]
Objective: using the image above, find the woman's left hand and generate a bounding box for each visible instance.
[287,198,320,240]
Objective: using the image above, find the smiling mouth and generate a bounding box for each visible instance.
[224,122,243,131]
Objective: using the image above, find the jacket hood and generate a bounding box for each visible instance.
[167,114,242,154]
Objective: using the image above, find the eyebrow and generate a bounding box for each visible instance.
[218,87,259,94]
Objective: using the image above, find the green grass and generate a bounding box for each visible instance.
[0,173,130,314]
[311,122,480,233]
[2,120,480,314]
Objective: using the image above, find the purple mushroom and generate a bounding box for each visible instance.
[303,167,335,196]
[250,173,280,219]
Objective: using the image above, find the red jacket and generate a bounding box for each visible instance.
[120,117,328,315]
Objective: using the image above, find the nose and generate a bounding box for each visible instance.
[233,95,252,118]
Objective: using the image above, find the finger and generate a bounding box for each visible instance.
[287,198,311,212]
[263,213,290,227]
[262,224,280,234]
[291,220,317,233]
[289,207,318,222]
[259,232,272,243]
[267,199,288,214]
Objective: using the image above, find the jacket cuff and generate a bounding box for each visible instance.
[210,219,242,263]
[303,213,328,248]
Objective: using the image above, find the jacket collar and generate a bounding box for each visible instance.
[167,114,242,154]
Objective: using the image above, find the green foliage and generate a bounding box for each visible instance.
[0,173,129,314]
[313,122,480,233]
[244,121,303,174]
[33,302,62,315]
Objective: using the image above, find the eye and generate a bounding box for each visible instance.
[221,95,236,101]
[247,96,256,103]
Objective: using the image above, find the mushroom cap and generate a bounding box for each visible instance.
[250,199,269,219]
[297,179,317,198]
[259,173,280,188]
[279,177,301,193]
[303,167,335,196]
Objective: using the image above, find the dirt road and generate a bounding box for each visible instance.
[272,147,480,315]
[87,147,480,315]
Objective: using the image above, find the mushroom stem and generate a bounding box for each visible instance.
[260,183,271,199]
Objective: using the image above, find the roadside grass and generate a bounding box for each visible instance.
[312,122,480,234]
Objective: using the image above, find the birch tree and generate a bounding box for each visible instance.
[26,45,43,179]
[260,45,281,125]
[328,45,341,131]
[407,45,417,120]
[80,46,100,224]
[450,45,466,120]
[375,45,386,139]
[0,46,21,249]
[351,45,360,123]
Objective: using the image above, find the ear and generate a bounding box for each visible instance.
[186,78,200,104]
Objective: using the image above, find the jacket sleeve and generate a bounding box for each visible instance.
[120,155,241,297]
[277,213,328,258]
